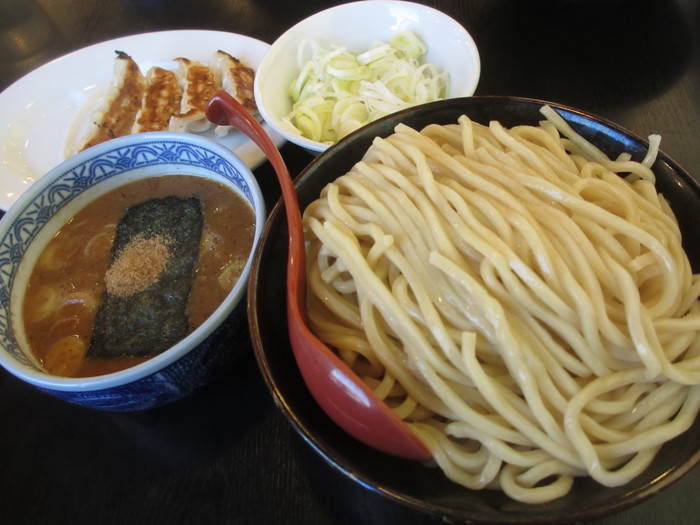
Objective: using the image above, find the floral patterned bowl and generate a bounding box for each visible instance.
[0,132,265,410]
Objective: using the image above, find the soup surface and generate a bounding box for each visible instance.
[22,175,255,377]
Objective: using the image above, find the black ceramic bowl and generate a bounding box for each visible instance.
[248,96,700,523]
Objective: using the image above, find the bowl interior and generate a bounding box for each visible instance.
[254,0,481,153]
[249,96,700,523]
[0,132,265,389]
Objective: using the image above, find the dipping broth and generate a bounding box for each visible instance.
[22,175,256,377]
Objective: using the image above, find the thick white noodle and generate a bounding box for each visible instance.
[303,106,700,504]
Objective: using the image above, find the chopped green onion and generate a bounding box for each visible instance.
[390,31,427,59]
[285,31,449,144]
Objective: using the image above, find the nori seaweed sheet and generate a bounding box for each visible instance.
[87,196,203,359]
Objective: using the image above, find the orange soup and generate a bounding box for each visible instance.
[22,175,256,377]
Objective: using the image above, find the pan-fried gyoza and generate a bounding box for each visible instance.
[76,50,257,151]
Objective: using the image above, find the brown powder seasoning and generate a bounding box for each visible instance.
[105,234,172,298]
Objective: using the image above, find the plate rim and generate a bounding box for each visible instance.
[0,28,284,212]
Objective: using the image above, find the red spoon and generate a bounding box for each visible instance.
[206,91,430,460]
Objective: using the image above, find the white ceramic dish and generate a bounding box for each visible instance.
[254,0,481,154]
[0,29,284,211]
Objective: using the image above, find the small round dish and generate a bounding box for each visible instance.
[0,131,266,411]
[254,0,480,154]
[248,96,700,523]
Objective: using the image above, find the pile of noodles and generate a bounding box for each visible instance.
[302,106,700,504]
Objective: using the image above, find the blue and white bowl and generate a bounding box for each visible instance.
[0,132,266,410]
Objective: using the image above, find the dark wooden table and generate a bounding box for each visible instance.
[1,1,699,524]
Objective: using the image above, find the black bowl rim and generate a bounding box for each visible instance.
[248,95,700,524]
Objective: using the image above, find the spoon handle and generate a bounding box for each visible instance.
[206,91,431,461]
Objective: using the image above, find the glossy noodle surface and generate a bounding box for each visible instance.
[302,109,700,503]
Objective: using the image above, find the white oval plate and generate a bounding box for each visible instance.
[0,29,284,211]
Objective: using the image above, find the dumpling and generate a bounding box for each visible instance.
[132,66,183,133]
[169,57,218,133]
[212,50,257,137]
[215,50,256,111]
[79,51,146,151]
